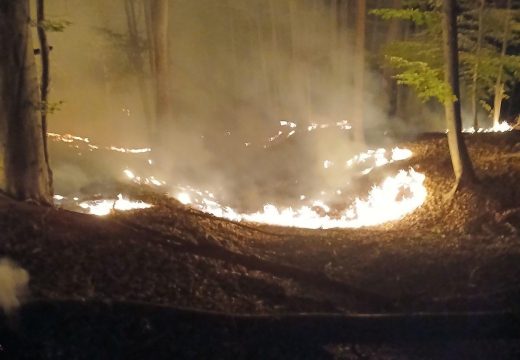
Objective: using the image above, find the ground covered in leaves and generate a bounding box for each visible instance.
[1,131,520,359]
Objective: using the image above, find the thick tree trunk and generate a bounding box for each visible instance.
[0,0,52,204]
[150,0,171,146]
[353,0,366,144]
[441,0,476,189]
[36,0,53,194]
[492,0,512,127]
[471,0,485,130]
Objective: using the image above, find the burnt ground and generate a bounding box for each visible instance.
[1,131,520,359]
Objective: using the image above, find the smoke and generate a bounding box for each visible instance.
[44,0,425,209]
[0,258,29,314]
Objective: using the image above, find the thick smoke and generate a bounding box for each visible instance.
[0,258,29,314]
[45,0,411,209]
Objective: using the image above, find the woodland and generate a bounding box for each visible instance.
[0,0,520,359]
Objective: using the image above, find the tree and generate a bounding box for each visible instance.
[441,0,476,190]
[372,1,520,128]
[353,0,366,144]
[124,0,153,137]
[36,0,54,194]
[470,0,485,129]
[492,0,512,127]
[149,0,171,146]
[0,0,52,203]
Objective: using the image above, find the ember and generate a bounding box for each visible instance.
[79,194,152,216]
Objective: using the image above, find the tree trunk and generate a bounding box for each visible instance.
[492,0,512,127]
[471,0,485,130]
[36,0,53,194]
[0,0,52,203]
[353,0,366,144]
[150,0,171,146]
[124,0,153,137]
[385,0,402,117]
[441,0,476,190]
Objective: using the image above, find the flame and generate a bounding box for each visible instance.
[79,194,152,216]
[462,121,513,134]
[174,168,426,229]
[50,131,427,228]
[48,132,151,153]
[345,147,412,174]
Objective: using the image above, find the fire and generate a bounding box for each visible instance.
[344,147,413,174]
[462,121,513,134]
[79,194,152,216]
[48,132,151,153]
[176,169,426,229]
[50,131,427,228]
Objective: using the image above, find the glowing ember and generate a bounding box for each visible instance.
[79,194,152,216]
[176,192,192,205]
[48,132,151,154]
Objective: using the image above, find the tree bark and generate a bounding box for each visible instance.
[492,0,512,127]
[0,0,52,203]
[441,0,476,189]
[471,0,485,130]
[36,0,53,194]
[150,0,171,146]
[353,0,366,144]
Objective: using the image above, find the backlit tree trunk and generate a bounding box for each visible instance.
[36,0,53,194]
[441,0,476,190]
[353,0,366,144]
[492,0,512,127]
[124,0,153,136]
[0,0,52,203]
[150,0,171,146]
[471,0,485,129]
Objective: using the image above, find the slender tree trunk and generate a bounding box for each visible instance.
[253,5,274,118]
[268,0,282,118]
[0,0,52,203]
[353,0,366,144]
[441,0,476,190]
[143,0,155,75]
[492,0,512,127]
[36,0,53,194]
[471,0,485,129]
[150,0,171,146]
[124,0,153,137]
[385,0,402,117]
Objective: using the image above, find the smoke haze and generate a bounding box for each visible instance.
[44,0,424,208]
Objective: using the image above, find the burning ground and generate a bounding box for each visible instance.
[1,130,520,358]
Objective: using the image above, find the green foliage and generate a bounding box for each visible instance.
[31,19,72,32]
[388,56,454,103]
[370,8,438,27]
[373,1,520,113]
[41,100,65,115]
[384,40,442,68]
[41,19,72,32]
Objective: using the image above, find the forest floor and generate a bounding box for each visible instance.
[0,131,520,359]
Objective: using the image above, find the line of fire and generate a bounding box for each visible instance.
[1,0,520,358]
